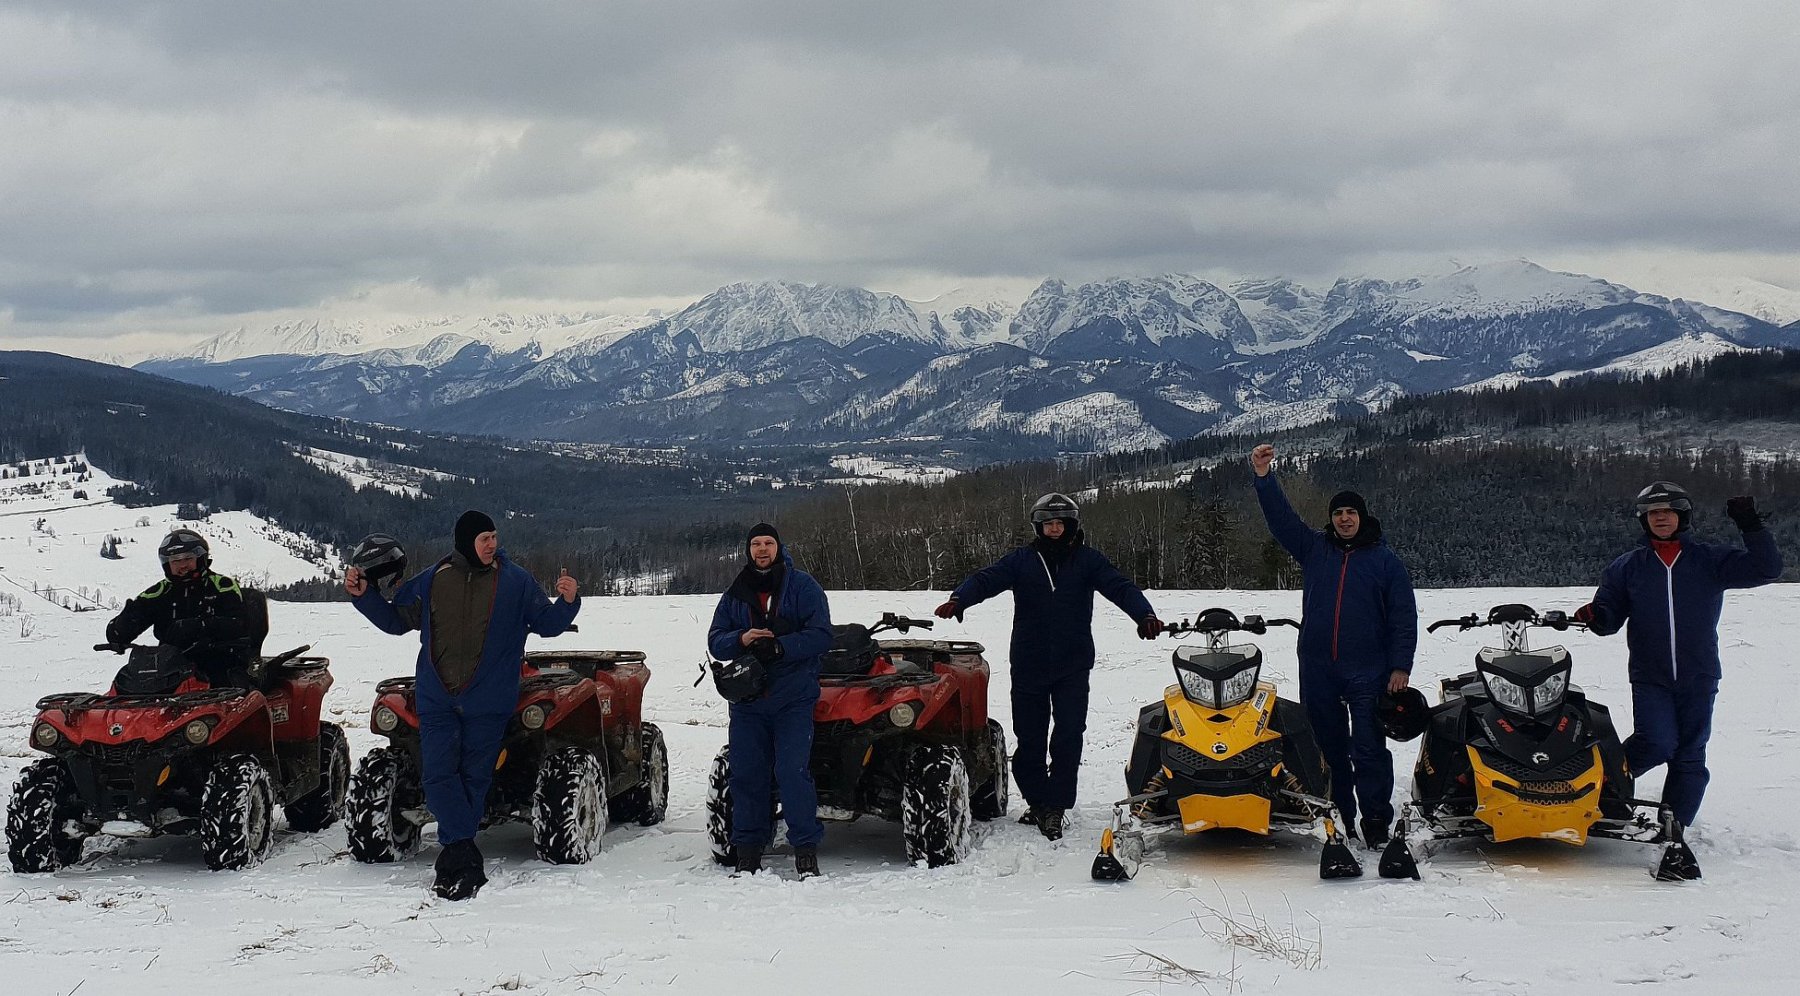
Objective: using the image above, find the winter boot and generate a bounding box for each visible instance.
[433,840,487,901]
[794,847,820,879]
[1037,809,1065,842]
[1359,818,1390,851]
[1018,808,1040,826]
[732,845,763,876]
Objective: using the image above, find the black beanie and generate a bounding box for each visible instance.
[1327,491,1369,518]
[455,509,497,566]
[745,522,781,561]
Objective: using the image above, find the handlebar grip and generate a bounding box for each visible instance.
[93,643,121,653]
[909,618,934,630]
[1265,618,1300,629]
[1426,619,1463,633]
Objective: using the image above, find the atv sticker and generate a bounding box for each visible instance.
[271,704,289,724]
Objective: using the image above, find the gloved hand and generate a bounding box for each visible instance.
[1137,615,1164,640]
[749,637,784,664]
[934,600,962,621]
[164,616,206,643]
[1726,496,1764,532]
[1572,603,1596,625]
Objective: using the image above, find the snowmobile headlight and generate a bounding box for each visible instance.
[1176,667,1219,708]
[520,704,548,730]
[1219,666,1261,709]
[1532,671,1568,713]
[887,702,918,728]
[1482,672,1530,714]
[372,705,400,732]
[183,719,212,745]
[32,722,60,748]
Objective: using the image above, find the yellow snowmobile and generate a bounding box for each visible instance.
[1092,608,1362,881]
[1378,603,1700,882]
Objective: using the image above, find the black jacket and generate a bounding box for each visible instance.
[105,571,256,674]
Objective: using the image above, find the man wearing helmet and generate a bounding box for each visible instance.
[1250,444,1417,850]
[1574,483,1782,829]
[104,528,258,686]
[935,492,1161,840]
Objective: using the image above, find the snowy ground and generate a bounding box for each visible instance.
[1,483,1796,993]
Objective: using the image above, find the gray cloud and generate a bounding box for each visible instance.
[3,1,1798,349]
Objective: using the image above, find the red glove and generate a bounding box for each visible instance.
[934,600,962,621]
[1137,616,1164,640]
[1572,603,1596,625]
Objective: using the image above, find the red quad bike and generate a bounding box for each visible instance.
[705,612,1009,868]
[345,646,668,866]
[6,592,348,873]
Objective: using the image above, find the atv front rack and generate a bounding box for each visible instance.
[36,687,253,714]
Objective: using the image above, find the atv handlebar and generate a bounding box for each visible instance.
[877,612,934,635]
[1428,604,1589,634]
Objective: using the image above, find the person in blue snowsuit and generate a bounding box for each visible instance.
[1574,482,1782,828]
[707,523,834,877]
[935,493,1161,841]
[345,510,580,900]
[1250,444,1417,848]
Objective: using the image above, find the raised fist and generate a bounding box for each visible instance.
[1725,496,1763,532]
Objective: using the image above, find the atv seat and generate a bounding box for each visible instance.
[819,624,881,676]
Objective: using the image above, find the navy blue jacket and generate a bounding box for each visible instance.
[1587,528,1781,686]
[707,552,835,676]
[353,550,581,717]
[950,534,1155,674]
[1254,473,1417,675]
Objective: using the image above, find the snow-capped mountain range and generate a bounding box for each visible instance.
[138,261,1800,452]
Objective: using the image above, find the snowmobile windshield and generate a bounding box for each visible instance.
[1172,645,1262,710]
[1476,647,1572,722]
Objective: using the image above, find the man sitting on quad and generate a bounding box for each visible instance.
[104,528,260,689]
[936,493,1161,841]
[346,511,580,901]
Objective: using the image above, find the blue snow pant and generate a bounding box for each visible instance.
[418,709,510,846]
[1625,676,1719,827]
[1011,667,1090,811]
[728,668,824,850]
[1299,663,1393,829]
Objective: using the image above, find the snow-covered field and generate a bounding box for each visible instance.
[2,485,1797,994]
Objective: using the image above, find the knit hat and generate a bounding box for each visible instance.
[1327,491,1369,518]
[455,509,497,566]
[745,522,781,560]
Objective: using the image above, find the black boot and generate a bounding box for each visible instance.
[433,840,486,901]
[1037,809,1065,841]
[1359,818,1390,851]
[1018,808,1040,825]
[794,847,820,879]
[732,845,763,876]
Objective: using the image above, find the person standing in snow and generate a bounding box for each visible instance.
[935,493,1161,841]
[345,510,580,900]
[1250,444,1416,849]
[1573,483,1782,829]
[104,528,260,688]
[707,523,835,877]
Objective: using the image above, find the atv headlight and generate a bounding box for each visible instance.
[32,722,60,748]
[1482,672,1529,713]
[520,704,548,730]
[183,719,212,745]
[887,702,918,729]
[372,705,399,732]
[1532,671,1568,713]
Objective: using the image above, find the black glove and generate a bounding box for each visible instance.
[164,616,206,644]
[749,637,784,664]
[934,600,962,621]
[1726,496,1764,532]
[1137,616,1163,640]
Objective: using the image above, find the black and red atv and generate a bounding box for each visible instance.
[6,593,348,872]
[705,612,1008,868]
[345,648,668,866]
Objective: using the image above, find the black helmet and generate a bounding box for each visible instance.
[1378,687,1431,742]
[350,533,408,590]
[1030,492,1080,535]
[157,529,210,578]
[1635,481,1692,533]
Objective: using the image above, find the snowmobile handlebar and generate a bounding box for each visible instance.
[1427,604,1590,634]
[1160,613,1300,637]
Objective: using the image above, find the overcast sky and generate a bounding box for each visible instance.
[3,1,1798,358]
